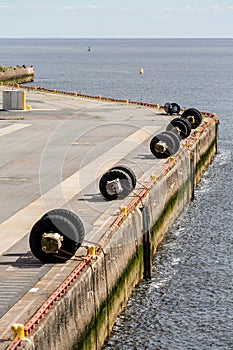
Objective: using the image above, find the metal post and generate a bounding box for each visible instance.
[190,151,195,201]
[141,206,151,279]
[215,121,219,154]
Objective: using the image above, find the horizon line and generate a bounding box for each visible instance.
[0,36,232,40]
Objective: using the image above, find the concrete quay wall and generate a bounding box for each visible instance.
[23,119,218,350]
[0,66,34,84]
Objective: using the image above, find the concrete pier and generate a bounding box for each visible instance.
[0,66,34,84]
[0,86,218,349]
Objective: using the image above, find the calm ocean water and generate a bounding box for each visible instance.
[1,38,233,349]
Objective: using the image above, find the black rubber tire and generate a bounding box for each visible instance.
[167,103,181,115]
[162,131,180,153]
[181,108,202,129]
[150,131,180,158]
[109,165,137,188]
[164,102,172,114]
[29,215,81,263]
[166,117,192,139]
[41,209,85,245]
[99,169,133,200]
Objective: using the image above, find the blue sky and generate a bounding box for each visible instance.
[1,0,233,38]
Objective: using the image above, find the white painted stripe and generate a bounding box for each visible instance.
[0,123,31,137]
[0,125,160,255]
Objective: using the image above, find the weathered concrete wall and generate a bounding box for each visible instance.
[0,66,34,84]
[23,119,218,350]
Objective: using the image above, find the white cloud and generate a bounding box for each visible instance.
[63,6,76,11]
[85,5,97,9]
[162,7,174,12]
[185,6,192,12]
[210,5,221,12]
[160,5,226,14]
[63,4,97,11]
[183,6,208,13]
